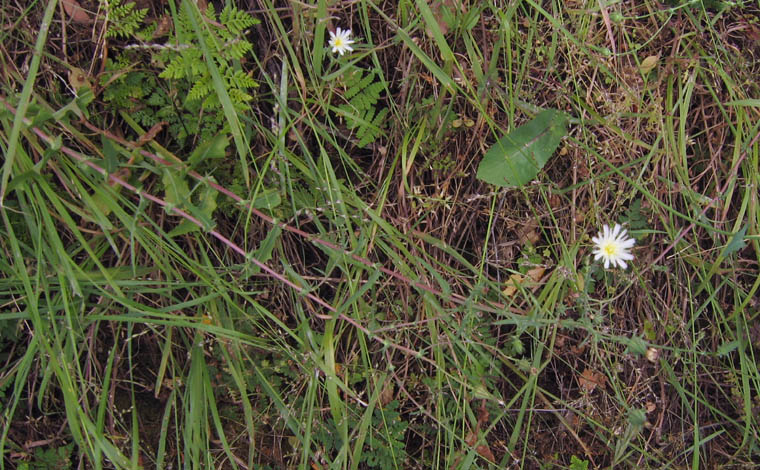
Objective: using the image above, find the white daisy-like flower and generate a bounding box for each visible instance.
[592,223,635,269]
[328,27,355,56]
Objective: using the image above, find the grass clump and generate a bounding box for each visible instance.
[1,1,759,469]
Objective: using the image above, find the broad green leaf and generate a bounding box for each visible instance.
[623,335,648,357]
[476,109,569,187]
[717,339,740,357]
[101,135,119,174]
[162,167,190,208]
[251,189,281,210]
[244,226,282,276]
[569,456,589,470]
[628,408,647,429]
[187,134,229,167]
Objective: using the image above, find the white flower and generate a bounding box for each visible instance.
[592,223,635,269]
[328,27,355,56]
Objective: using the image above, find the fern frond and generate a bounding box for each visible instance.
[159,54,187,79]
[134,109,158,127]
[207,3,218,19]
[335,67,387,147]
[187,49,206,77]
[220,6,258,36]
[356,108,388,148]
[227,89,254,110]
[344,70,375,100]
[226,69,258,90]
[104,0,148,38]
[187,76,212,102]
[146,91,165,107]
[226,40,253,60]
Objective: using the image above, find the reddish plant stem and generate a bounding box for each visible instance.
[26,122,339,314]
[1,97,512,321]
[1,98,516,373]
[76,115,510,315]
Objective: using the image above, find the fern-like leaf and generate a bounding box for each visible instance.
[187,75,212,103]
[159,54,187,79]
[104,0,148,38]
[356,108,388,148]
[226,40,253,60]
[220,6,258,36]
[344,70,376,101]
[336,68,387,148]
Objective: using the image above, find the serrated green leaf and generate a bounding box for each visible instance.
[569,455,589,470]
[624,335,648,357]
[245,226,282,276]
[168,184,217,237]
[476,109,569,187]
[717,339,740,356]
[723,225,747,256]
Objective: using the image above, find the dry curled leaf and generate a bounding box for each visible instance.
[379,378,395,407]
[476,444,495,462]
[68,67,92,91]
[578,367,606,393]
[135,121,167,147]
[152,15,173,39]
[640,55,659,74]
[62,0,92,24]
[502,266,546,297]
[461,401,496,462]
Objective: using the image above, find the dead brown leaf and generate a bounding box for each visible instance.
[517,218,540,245]
[476,444,495,462]
[61,0,92,24]
[379,378,394,407]
[578,367,606,393]
[152,15,173,39]
[460,401,496,462]
[502,266,546,297]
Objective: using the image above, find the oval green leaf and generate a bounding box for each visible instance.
[476,109,569,187]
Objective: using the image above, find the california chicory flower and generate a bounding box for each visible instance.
[328,27,355,56]
[591,223,635,269]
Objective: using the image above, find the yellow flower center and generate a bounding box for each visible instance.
[603,243,618,256]
[334,38,344,47]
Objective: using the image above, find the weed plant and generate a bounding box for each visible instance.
[1,1,759,469]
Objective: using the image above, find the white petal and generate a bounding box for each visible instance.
[620,239,635,249]
[611,223,622,238]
